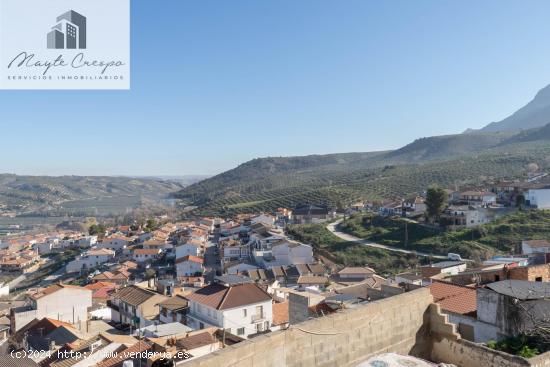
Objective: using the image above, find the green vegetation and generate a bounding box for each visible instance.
[89,223,107,236]
[287,223,428,275]
[339,210,550,261]
[177,138,550,216]
[487,335,544,358]
[425,185,447,222]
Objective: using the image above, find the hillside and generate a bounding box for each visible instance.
[0,175,184,216]
[480,84,550,132]
[177,140,550,215]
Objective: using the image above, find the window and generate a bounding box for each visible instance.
[494,275,500,281]
[237,328,245,336]
[243,309,247,317]
[199,322,204,329]
[535,276,543,282]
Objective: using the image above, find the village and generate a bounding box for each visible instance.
[0,173,549,366]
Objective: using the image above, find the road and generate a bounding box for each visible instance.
[203,233,221,283]
[326,219,448,259]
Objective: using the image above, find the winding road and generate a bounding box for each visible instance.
[326,219,448,259]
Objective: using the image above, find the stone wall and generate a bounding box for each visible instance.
[183,288,434,367]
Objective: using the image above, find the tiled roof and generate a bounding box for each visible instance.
[177,332,217,350]
[30,284,89,300]
[428,281,477,316]
[175,255,204,264]
[96,341,151,367]
[112,286,157,306]
[297,276,329,285]
[338,267,375,275]
[272,302,289,325]
[133,248,161,255]
[186,283,271,310]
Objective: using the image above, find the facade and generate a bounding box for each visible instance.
[66,248,116,273]
[158,295,189,324]
[132,248,162,263]
[176,243,201,258]
[292,204,333,224]
[97,236,128,252]
[185,282,273,339]
[11,284,92,332]
[176,255,204,277]
[525,188,550,209]
[109,285,167,328]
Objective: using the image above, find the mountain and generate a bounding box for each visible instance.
[480,84,550,132]
[0,175,184,216]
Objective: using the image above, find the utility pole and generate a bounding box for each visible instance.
[404,221,408,247]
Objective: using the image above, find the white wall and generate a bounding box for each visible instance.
[527,189,550,209]
[176,244,200,259]
[177,261,203,277]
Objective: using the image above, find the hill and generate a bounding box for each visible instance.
[480,84,550,132]
[0,175,184,216]
[176,139,550,215]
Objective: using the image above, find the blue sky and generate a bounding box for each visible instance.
[2,0,550,176]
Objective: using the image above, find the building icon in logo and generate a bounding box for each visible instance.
[47,10,86,49]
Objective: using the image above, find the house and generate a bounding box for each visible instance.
[256,240,313,267]
[225,261,259,275]
[251,214,276,227]
[522,239,550,255]
[35,242,53,255]
[337,267,376,281]
[378,201,403,217]
[158,295,189,324]
[477,280,550,340]
[297,275,329,291]
[132,248,162,263]
[221,239,251,262]
[176,255,204,277]
[271,301,289,331]
[97,235,128,252]
[440,205,509,229]
[402,196,426,217]
[175,241,201,259]
[185,279,273,339]
[66,248,116,273]
[421,261,467,278]
[109,285,167,328]
[11,284,92,332]
[77,235,98,248]
[292,204,334,224]
[394,272,423,286]
[459,191,497,206]
[525,186,550,209]
[93,269,131,285]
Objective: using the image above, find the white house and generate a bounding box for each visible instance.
[11,284,92,332]
[270,240,314,266]
[185,281,273,339]
[66,248,116,273]
[525,188,550,209]
[175,242,201,259]
[522,239,550,255]
[77,235,98,248]
[251,214,276,227]
[132,248,162,263]
[35,242,53,255]
[0,282,9,297]
[176,255,204,277]
[97,236,128,252]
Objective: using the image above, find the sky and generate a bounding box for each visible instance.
[2,0,550,176]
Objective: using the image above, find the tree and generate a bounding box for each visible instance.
[516,194,526,209]
[425,186,447,222]
[89,223,106,236]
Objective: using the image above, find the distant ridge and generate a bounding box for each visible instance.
[479,84,550,132]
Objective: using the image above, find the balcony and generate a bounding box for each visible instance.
[251,313,265,322]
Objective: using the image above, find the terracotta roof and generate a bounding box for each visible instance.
[523,239,550,248]
[112,286,158,306]
[177,332,217,350]
[133,248,161,255]
[185,283,271,310]
[428,281,477,316]
[175,255,204,264]
[30,284,89,300]
[84,282,116,290]
[338,267,375,275]
[96,341,151,367]
[272,302,289,325]
[297,276,329,285]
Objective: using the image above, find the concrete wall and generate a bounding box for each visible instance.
[183,288,434,367]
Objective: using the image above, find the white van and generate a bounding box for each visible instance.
[447,253,462,261]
